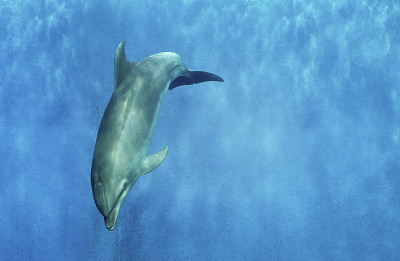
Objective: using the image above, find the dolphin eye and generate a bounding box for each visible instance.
[123,182,127,189]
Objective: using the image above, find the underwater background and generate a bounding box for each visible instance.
[1,0,400,260]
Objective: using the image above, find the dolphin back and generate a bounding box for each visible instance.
[168,71,224,90]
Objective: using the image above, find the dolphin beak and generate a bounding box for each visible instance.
[103,183,132,231]
[104,201,122,231]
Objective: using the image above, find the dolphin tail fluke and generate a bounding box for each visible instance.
[141,146,168,175]
[168,71,224,90]
[188,71,224,84]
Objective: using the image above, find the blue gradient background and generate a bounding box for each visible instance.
[1,0,399,260]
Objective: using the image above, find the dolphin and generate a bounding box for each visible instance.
[91,42,223,230]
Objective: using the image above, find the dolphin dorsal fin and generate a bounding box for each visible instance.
[141,146,168,175]
[114,41,134,90]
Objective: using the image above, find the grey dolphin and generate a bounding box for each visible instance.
[91,42,223,230]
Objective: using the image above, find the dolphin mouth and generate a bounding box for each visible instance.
[104,184,130,231]
[104,206,119,231]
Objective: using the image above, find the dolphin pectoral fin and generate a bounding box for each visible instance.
[141,146,168,175]
[168,71,224,90]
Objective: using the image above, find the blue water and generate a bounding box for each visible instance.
[1,0,399,260]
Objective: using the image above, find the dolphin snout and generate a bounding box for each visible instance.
[93,181,111,217]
